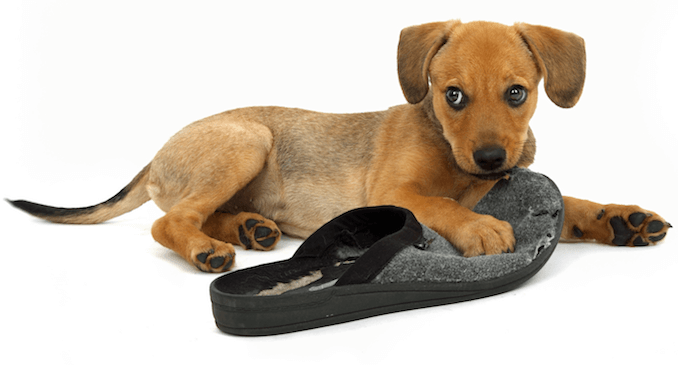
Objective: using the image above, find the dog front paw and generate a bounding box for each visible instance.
[605,207,671,246]
[454,214,515,257]
[569,204,671,246]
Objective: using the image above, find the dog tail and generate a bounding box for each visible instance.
[8,164,152,224]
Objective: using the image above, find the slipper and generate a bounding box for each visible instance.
[210,168,564,336]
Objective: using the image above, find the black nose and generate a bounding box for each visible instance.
[473,146,506,171]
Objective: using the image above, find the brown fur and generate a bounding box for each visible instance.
[11,20,670,272]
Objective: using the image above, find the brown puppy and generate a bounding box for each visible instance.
[10,20,671,272]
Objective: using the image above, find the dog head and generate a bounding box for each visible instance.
[398,20,586,179]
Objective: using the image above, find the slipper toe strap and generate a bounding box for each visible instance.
[336,223,424,286]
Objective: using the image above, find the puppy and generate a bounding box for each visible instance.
[10,20,671,272]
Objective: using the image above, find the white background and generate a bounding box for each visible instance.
[1,1,677,364]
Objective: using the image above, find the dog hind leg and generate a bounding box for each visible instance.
[152,198,238,272]
[151,175,271,272]
[148,118,274,272]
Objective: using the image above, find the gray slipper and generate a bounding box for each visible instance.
[210,168,563,336]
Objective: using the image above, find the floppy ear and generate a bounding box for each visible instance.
[516,24,586,108]
[397,20,460,104]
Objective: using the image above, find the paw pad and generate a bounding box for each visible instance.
[609,213,670,247]
[628,212,648,227]
[238,219,280,250]
[195,249,234,272]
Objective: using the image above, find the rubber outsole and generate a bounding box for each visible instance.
[210,234,558,336]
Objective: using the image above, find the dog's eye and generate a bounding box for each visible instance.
[446,87,466,110]
[506,85,527,106]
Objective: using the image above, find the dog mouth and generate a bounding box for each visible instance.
[471,168,515,181]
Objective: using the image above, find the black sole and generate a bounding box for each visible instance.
[210,236,558,336]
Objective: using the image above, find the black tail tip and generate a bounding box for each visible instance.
[7,199,56,217]
[6,198,24,209]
